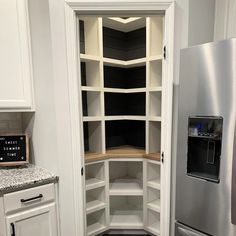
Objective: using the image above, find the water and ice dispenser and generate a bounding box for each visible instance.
[187,116,223,183]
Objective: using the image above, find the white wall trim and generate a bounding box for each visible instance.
[162,3,175,236]
[64,1,175,235]
[66,0,173,11]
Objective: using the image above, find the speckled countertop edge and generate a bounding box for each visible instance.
[0,164,58,196]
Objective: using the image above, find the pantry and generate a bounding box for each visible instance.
[76,15,173,236]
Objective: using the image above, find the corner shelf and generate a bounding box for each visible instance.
[149,86,162,92]
[149,54,163,62]
[79,15,166,235]
[109,160,143,196]
[85,162,105,190]
[83,117,102,122]
[103,57,146,68]
[85,152,108,163]
[145,153,161,161]
[109,178,143,196]
[103,17,146,32]
[103,88,146,93]
[110,213,143,229]
[104,116,146,121]
[84,149,161,163]
[147,221,160,235]
[147,199,160,213]
[147,179,161,190]
[149,116,162,122]
[86,178,105,191]
[146,209,160,235]
[87,208,106,236]
[147,161,161,190]
[110,196,143,229]
[106,145,145,157]
[82,86,101,92]
[87,222,106,236]
[80,53,100,62]
[86,198,106,214]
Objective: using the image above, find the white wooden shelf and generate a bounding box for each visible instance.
[149,55,163,62]
[83,116,102,122]
[86,178,105,191]
[149,116,162,122]
[110,211,143,229]
[105,116,146,121]
[104,88,146,93]
[87,222,106,236]
[110,197,143,229]
[147,221,160,235]
[149,87,162,92]
[82,86,101,92]
[147,199,161,213]
[103,17,146,32]
[109,178,143,196]
[86,198,106,215]
[103,57,146,68]
[147,179,161,190]
[80,53,100,62]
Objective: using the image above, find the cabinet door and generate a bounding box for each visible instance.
[6,203,57,236]
[0,0,34,109]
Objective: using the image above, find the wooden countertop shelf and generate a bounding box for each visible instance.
[84,152,109,163]
[106,145,145,158]
[145,153,161,161]
[85,146,160,163]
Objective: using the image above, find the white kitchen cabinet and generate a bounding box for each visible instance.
[0,184,58,236]
[0,0,34,110]
[6,203,57,236]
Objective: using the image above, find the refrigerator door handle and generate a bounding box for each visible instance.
[177,227,206,236]
[232,121,236,224]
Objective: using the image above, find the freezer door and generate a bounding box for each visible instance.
[175,223,208,236]
[176,38,236,236]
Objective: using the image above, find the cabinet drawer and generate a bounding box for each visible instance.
[4,183,55,213]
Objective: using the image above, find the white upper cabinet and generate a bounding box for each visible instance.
[0,0,34,110]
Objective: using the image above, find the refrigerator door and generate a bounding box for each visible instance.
[175,223,208,236]
[232,117,236,223]
[176,38,236,236]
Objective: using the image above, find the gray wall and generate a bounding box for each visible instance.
[214,0,236,40]
[188,0,215,46]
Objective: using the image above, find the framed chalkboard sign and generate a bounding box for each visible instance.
[0,134,29,166]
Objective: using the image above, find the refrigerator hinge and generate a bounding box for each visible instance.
[161,152,164,163]
[163,46,166,60]
[81,167,84,176]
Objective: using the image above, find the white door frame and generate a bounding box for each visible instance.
[64,1,175,235]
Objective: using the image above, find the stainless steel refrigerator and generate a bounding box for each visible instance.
[175,38,236,236]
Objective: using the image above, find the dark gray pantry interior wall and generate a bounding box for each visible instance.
[79,20,146,60]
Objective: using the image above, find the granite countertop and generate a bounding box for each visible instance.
[0,164,58,196]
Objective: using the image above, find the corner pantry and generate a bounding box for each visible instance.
[76,14,173,236]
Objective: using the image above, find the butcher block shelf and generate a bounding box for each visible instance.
[85,146,160,163]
